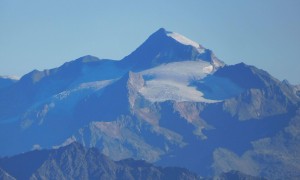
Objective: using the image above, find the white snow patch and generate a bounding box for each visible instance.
[53,136,77,149]
[140,80,216,103]
[167,32,205,53]
[139,60,218,103]
[77,80,113,90]
[0,75,20,80]
[54,79,114,100]
[141,60,213,83]
[32,144,42,150]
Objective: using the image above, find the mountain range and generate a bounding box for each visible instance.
[0,142,200,180]
[0,142,268,180]
[0,28,300,179]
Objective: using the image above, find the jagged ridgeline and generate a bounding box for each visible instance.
[0,143,201,180]
[0,28,299,179]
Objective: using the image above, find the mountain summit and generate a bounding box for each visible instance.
[0,28,299,179]
[121,28,224,69]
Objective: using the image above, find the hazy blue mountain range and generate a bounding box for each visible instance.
[0,142,266,180]
[0,142,201,180]
[0,28,299,179]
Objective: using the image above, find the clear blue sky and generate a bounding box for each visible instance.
[1,0,300,84]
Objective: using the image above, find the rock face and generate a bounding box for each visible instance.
[0,168,15,180]
[0,142,200,180]
[215,170,267,180]
[0,28,300,179]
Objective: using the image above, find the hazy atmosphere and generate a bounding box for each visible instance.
[1,0,300,84]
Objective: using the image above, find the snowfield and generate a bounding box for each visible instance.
[139,60,218,102]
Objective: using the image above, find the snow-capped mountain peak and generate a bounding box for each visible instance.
[0,75,19,89]
[154,28,205,52]
[2,28,299,180]
[0,75,20,81]
[166,31,205,53]
[121,28,224,70]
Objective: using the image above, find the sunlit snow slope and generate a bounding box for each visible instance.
[140,60,217,102]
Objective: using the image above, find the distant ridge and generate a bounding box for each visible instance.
[0,142,201,180]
